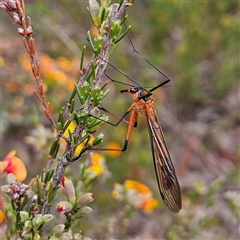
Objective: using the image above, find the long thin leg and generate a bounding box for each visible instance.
[69,106,137,162]
[97,105,138,127]
[97,105,130,126]
[90,109,137,152]
[124,21,171,82]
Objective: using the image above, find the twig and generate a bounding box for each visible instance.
[1,0,57,129]
[42,0,132,214]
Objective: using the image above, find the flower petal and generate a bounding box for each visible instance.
[142,198,159,214]
[2,151,27,181]
[0,210,5,223]
[125,180,152,194]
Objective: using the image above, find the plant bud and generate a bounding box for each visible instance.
[20,211,29,222]
[22,231,33,239]
[92,133,104,146]
[52,224,65,237]
[33,234,41,240]
[42,214,54,223]
[17,27,25,36]
[82,237,92,240]
[73,233,83,240]
[89,0,100,27]
[56,201,73,213]
[59,232,73,240]
[61,177,76,204]
[1,185,10,193]
[7,0,17,10]
[49,237,58,240]
[24,220,32,232]
[79,206,93,215]
[77,193,94,207]
[32,214,43,230]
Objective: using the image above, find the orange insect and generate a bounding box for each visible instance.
[78,79,182,212]
[81,32,182,212]
[99,78,182,213]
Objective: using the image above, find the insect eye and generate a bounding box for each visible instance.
[130,87,138,93]
[138,90,150,99]
[139,91,144,98]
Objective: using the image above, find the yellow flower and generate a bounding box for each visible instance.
[88,153,104,177]
[63,121,75,136]
[142,198,159,214]
[113,180,159,213]
[61,122,95,157]
[112,183,124,200]
[0,150,27,181]
[112,189,120,199]
[125,180,152,194]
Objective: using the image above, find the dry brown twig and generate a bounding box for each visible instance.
[1,0,58,130]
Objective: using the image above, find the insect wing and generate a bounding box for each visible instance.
[147,109,182,213]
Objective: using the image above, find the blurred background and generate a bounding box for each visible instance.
[1,1,239,239]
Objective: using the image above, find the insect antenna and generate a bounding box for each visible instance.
[102,56,141,87]
[104,70,135,88]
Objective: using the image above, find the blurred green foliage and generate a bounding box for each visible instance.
[1,1,239,239]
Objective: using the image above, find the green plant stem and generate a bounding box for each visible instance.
[41,0,131,215]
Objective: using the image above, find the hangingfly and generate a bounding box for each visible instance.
[81,62,182,212]
[85,24,182,212]
[117,80,182,213]
[89,75,182,212]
